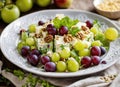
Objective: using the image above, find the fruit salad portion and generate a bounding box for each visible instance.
[17,14,118,72]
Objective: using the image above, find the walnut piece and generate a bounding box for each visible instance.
[34,32,43,38]
[64,34,73,43]
[81,26,90,34]
[44,35,53,43]
[76,32,85,40]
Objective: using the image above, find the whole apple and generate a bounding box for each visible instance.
[54,0,73,8]
[36,0,52,7]
[1,4,20,23]
[16,0,33,12]
[0,10,1,20]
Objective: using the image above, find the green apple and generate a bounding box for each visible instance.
[0,1,5,8]
[54,0,73,8]
[0,10,1,20]
[1,4,20,23]
[36,0,52,7]
[16,0,33,12]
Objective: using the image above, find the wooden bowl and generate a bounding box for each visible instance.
[93,0,120,19]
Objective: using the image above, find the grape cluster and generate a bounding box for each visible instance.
[81,46,107,68]
[17,18,118,73]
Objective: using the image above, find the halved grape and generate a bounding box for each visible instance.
[57,61,66,72]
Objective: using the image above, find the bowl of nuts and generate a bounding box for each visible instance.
[93,0,120,19]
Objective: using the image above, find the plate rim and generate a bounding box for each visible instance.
[0,9,119,78]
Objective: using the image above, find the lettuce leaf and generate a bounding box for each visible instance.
[53,16,79,29]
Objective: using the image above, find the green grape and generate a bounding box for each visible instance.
[57,61,66,72]
[74,41,85,51]
[26,37,35,46]
[59,49,70,59]
[51,53,60,62]
[91,40,102,46]
[67,58,79,72]
[90,27,99,35]
[17,41,26,52]
[104,27,118,41]
[21,32,28,41]
[79,49,90,57]
[28,24,36,33]
[70,50,78,58]
[30,45,36,50]
[95,32,105,42]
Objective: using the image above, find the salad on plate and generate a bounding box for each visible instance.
[17,14,118,72]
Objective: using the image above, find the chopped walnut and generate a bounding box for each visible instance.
[34,32,43,38]
[64,34,73,43]
[44,35,53,43]
[81,26,90,34]
[76,32,86,40]
[41,28,46,32]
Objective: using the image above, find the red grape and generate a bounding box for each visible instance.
[30,49,41,56]
[91,56,100,65]
[46,24,57,35]
[90,46,101,56]
[27,54,39,66]
[101,60,107,64]
[59,26,68,36]
[100,46,106,56]
[38,21,44,26]
[40,56,50,65]
[47,27,57,35]
[46,24,54,30]
[44,62,56,72]
[81,56,92,68]
[21,46,30,57]
[86,20,93,29]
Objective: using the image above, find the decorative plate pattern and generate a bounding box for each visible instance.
[0,10,120,77]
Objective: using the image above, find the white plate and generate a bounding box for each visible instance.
[1,10,120,78]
